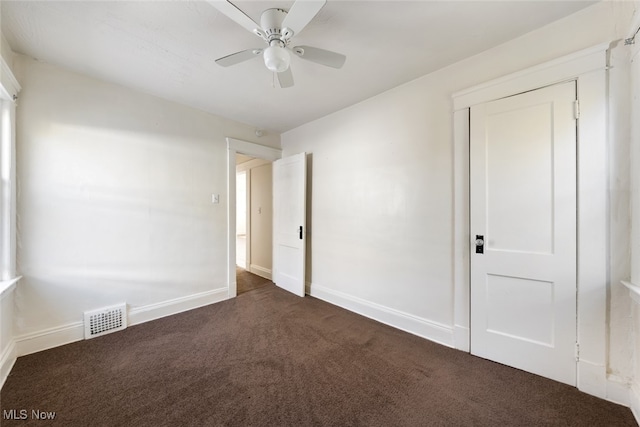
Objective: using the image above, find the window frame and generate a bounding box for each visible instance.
[0,54,21,286]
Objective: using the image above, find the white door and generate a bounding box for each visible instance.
[273,152,307,297]
[470,81,577,385]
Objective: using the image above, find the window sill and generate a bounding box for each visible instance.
[621,280,640,305]
[0,276,20,298]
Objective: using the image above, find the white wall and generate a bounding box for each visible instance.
[0,33,14,70]
[12,55,279,352]
[282,0,637,393]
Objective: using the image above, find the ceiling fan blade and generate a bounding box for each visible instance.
[207,1,265,39]
[281,0,326,37]
[292,46,346,69]
[215,49,263,67]
[278,67,294,88]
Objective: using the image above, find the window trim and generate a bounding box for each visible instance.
[0,54,20,283]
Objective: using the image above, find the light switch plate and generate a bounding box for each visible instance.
[212,194,219,204]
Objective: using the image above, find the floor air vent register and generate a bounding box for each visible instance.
[83,303,127,339]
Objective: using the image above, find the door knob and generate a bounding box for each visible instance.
[475,235,484,254]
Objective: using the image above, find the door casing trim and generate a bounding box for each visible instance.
[452,43,609,398]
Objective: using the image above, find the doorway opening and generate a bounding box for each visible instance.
[235,153,274,295]
[226,138,282,298]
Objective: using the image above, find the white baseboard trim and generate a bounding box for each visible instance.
[14,288,229,357]
[454,325,470,352]
[606,374,631,406]
[631,383,640,425]
[604,375,640,426]
[249,264,272,281]
[307,282,454,348]
[577,358,607,399]
[0,340,17,389]
[15,322,84,357]
[128,287,229,326]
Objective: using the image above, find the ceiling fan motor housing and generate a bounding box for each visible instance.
[260,8,291,45]
[213,0,344,87]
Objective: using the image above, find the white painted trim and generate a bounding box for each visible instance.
[128,288,228,326]
[621,280,640,305]
[629,12,640,423]
[227,138,281,162]
[453,326,470,353]
[577,358,607,398]
[307,283,455,348]
[0,340,16,390]
[0,55,20,101]
[249,264,272,280]
[0,276,20,298]
[15,322,84,357]
[452,44,609,398]
[236,158,271,173]
[576,68,609,399]
[452,109,470,352]
[631,383,640,425]
[15,289,228,357]
[229,150,238,298]
[227,138,281,299]
[246,168,252,276]
[453,43,608,110]
[606,374,631,407]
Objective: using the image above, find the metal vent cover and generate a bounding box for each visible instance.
[84,303,127,339]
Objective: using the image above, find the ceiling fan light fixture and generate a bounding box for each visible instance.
[213,0,344,87]
[263,45,290,73]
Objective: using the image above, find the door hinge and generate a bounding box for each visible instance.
[574,100,580,120]
[575,343,580,361]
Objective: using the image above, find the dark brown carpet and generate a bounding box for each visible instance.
[236,266,271,295]
[1,284,636,426]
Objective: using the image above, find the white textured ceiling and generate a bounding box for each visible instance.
[1,1,595,133]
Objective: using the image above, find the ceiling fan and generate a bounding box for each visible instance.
[209,0,346,88]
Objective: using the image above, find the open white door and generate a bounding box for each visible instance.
[470,81,577,385]
[273,152,307,297]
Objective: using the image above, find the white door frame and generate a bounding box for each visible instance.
[227,138,282,298]
[452,43,610,398]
